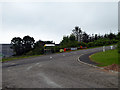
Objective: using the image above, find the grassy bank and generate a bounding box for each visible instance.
[90,49,119,67]
[1,55,42,62]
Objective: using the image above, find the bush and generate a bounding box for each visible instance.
[79,42,87,47]
[26,47,44,55]
[87,42,94,47]
[117,41,120,53]
[55,46,60,52]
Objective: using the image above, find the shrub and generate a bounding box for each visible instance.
[87,42,94,47]
[26,47,44,55]
[117,41,120,53]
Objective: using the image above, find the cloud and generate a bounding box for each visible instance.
[0,2,118,44]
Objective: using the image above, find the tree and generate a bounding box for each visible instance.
[69,34,75,41]
[26,40,56,55]
[11,37,23,55]
[23,35,35,53]
[89,35,92,42]
[28,40,44,55]
[95,34,98,40]
[108,33,116,40]
[82,32,89,43]
[104,34,108,38]
[72,26,82,42]
[44,41,54,44]
[34,40,44,48]
[91,34,95,42]
[117,32,120,40]
[98,34,101,39]
[60,36,69,48]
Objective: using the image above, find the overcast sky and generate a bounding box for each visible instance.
[0,1,118,44]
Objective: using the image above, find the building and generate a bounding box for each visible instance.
[44,44,55,54]
[0,44,14,58]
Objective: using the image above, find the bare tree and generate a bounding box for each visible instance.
[72,26,83,42]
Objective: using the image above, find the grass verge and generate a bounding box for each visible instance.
[1,55,42,62]
[90,49,119,67]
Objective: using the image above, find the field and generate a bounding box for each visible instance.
[90,49,119,67]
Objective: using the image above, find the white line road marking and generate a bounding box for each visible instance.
[35,63,39,65]
[11,63,15,65]
[50,56,52,59]
[26,63,42,71]
[26,66,33,70]
[38,73,61,88]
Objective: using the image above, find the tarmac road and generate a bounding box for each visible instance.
[2,46,118,88]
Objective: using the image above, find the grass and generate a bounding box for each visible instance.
[90,49,119,67]
[1,54,42,62]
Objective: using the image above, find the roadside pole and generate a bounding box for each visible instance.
[103,46,105,52]
[110,45,113,50]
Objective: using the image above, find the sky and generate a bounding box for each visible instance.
[0,1,118,44]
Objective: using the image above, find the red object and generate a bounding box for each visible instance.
[80,46,82,49]
[64,48,66,52]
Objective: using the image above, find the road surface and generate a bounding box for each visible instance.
[2,46,118,89]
